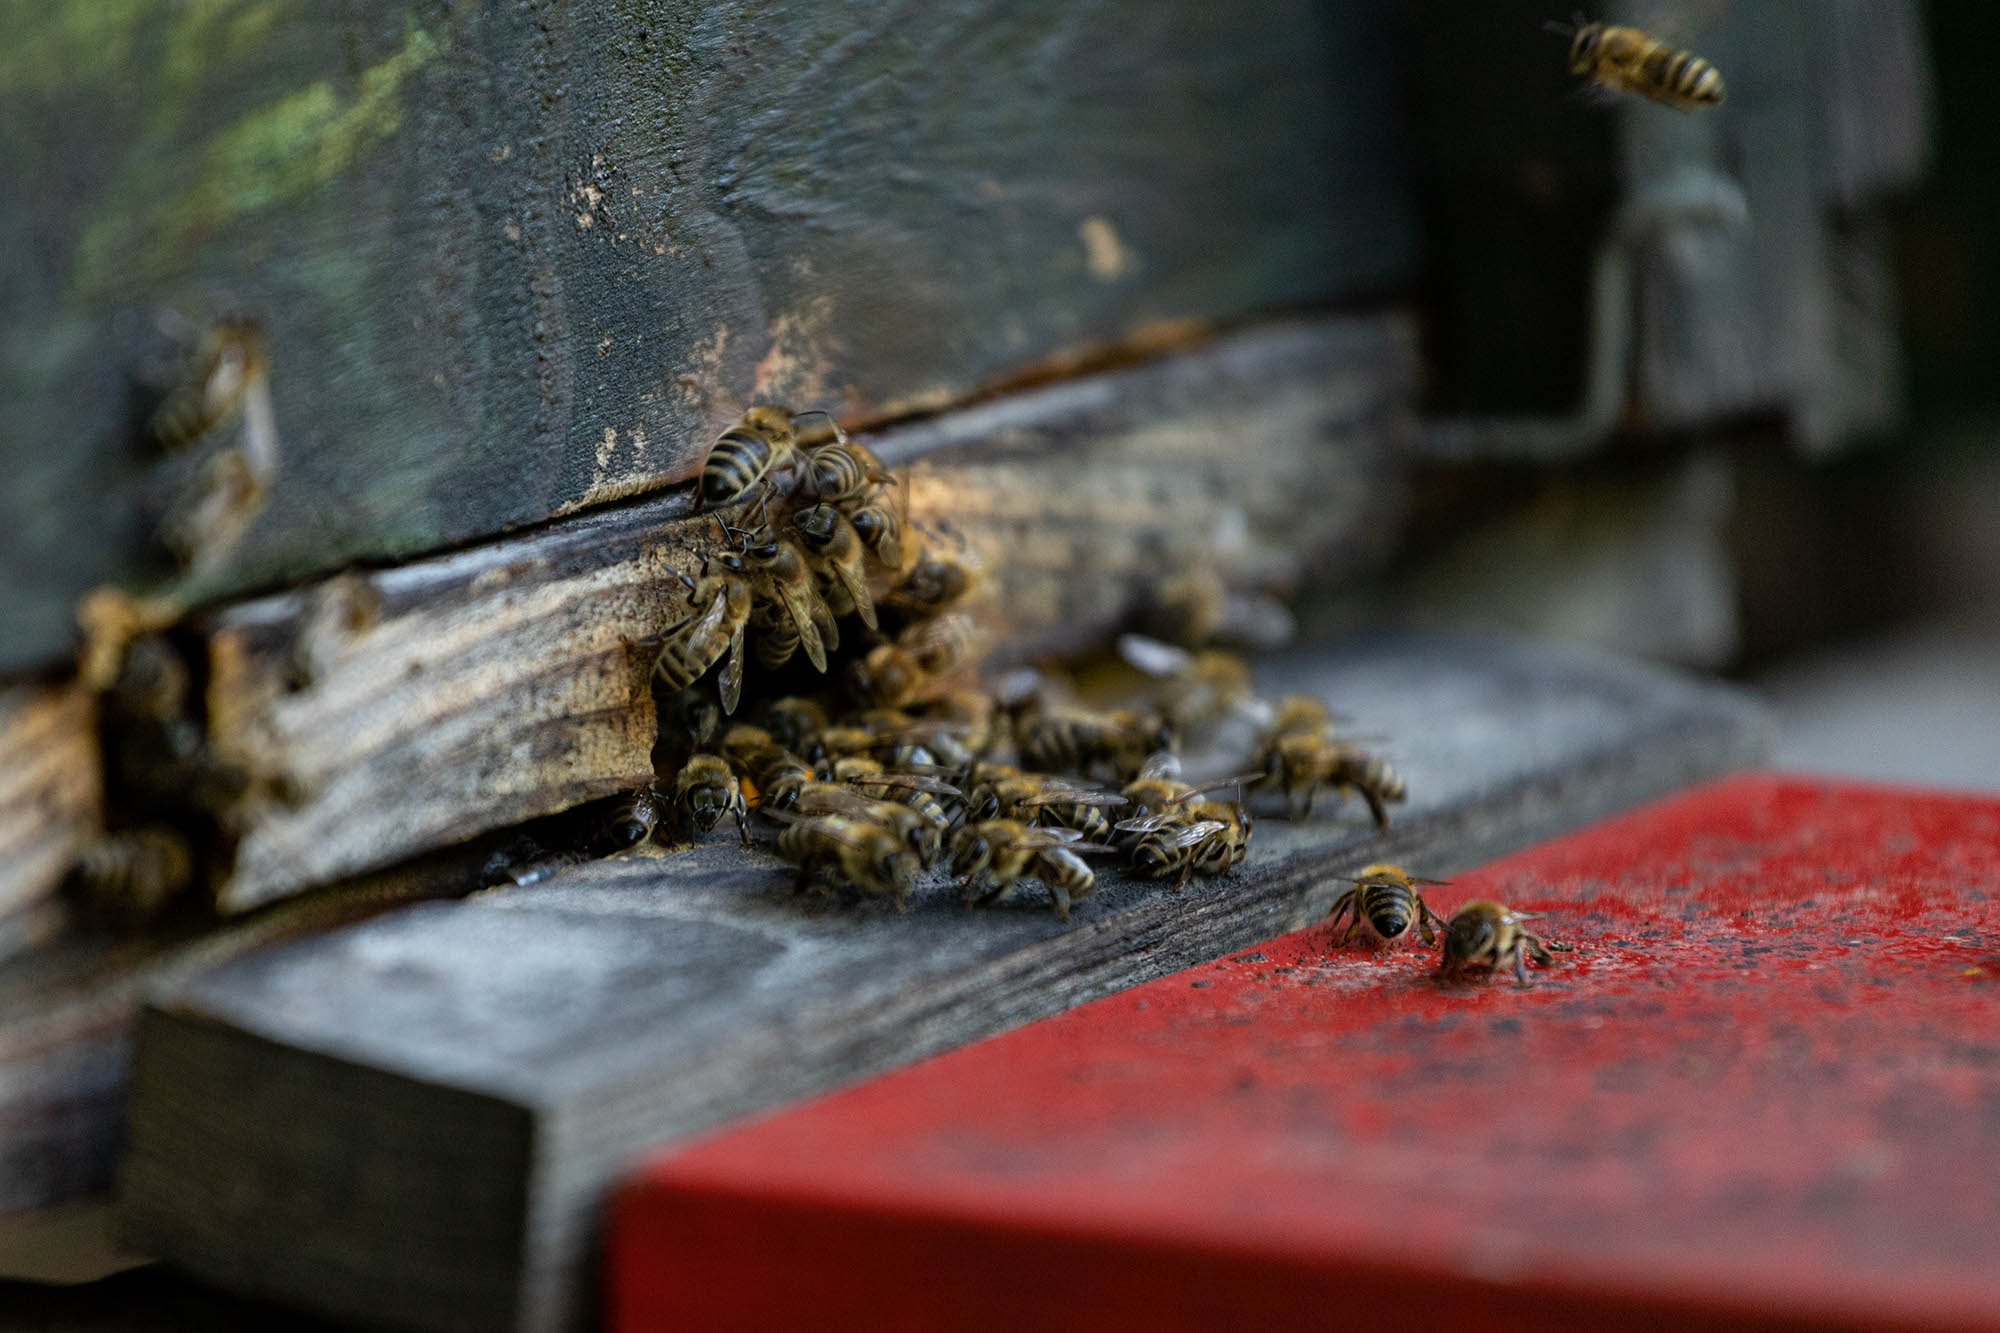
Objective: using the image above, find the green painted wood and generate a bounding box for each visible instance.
[0,0,1415,675]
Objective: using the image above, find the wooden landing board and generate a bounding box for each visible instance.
[195,317,1410,913]
[120,631,1764,1332]
[614,775,2000,1332]
[0,0,1411,675]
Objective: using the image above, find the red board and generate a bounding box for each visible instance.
[610,775,2000,1331]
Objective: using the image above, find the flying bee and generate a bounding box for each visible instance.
[948,820,1114,922]
[150,319,268,450]
[668,754,752,845]
[768,808,921,908]
[1018,708,1175,784]
[1326,863,1450,948]
[1439,899,1567,987]
[698,405,802,510]
[1263,734,1406,828]
[67,825,197,933]
[1554,15,1725,110]
[1118,635,1260,739]
[654,557,753,714]
[758,697,829,760]
[791,503,879,631]
[847,614,980,709]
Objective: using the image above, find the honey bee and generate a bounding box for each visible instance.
[791,504,879,631]
[948,820,1111,922]
[1439,899,1566,987]
[1118,635,1261,739]
[964,769,1128,843]
[596,783,666,851]
[847,614,980,709]
[887,537,984,618]
[653,558,753,714]
[845,482,909,573]
[1017,708,1174,784]
[770,809,921,908]
[1114,753,1253,821]
[915,690,999,763]
[67,826,196,932]
[1113,810,1228,891]
[797,418,892,505]
[794,781,945,867]
[150,320,268,450]
[822,756,960,845]
[1556,16,1725,110]
[698,405,801,510]
[1263,734,1406,828]
[1326,863,1450,948]
[730,520,837,674]
[758,697,829,760]
[668,754,752,844]
[721,725,814,810]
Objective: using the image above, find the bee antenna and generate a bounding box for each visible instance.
[674,568,698,593]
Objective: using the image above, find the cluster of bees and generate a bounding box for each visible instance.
[606,402,1420,918]
[1327,863,1571,988]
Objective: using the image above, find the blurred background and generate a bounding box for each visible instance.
[1362,0,1998,790]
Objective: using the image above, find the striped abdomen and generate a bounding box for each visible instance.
[701,426,781,506]
[1636,41,1725,107]
[1360,881,1417,942]
[751,602,801,669]
[803,441,882,503]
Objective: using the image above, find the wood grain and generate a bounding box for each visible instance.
[0,0,1413,675]
[195,317,1413,913]
[121,630,1768,1332]
[0,682,102,961]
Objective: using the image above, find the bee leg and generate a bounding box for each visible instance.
[733,803,752,847]
[969,879,1008,908]
[1512,948,1534,988]
[1360,786,1392,831]
[1302,781,1319,818]
[1338,918,1363,946]
[1047,883,1072,923]
[1174,863,1192,893]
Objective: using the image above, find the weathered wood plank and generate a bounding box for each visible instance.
[0,682,101,961]
[196,317,1412,913]
[0,0,1413,675]
[121,630,1768,1332]
[0,834,549,1221]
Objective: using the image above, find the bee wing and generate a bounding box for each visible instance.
[1015,789,1129,809]
[1136,752,1183,782]
[1175,772,1264,800]
[1117,633,1194,679]
[1409,876,1453,888]
[717,621,745,715]
[855,773,963,796]
[1148,820,1229,848]
[797,786,895,821]
[761,806,869,847]
[833,553,878,630]
[899,612,978,663]
[770,579,829,672]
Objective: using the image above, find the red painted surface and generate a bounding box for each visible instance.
[610,775,2000,1331]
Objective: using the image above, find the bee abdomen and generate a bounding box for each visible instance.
[1643,45,1724,105]
[701,429,773,505]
